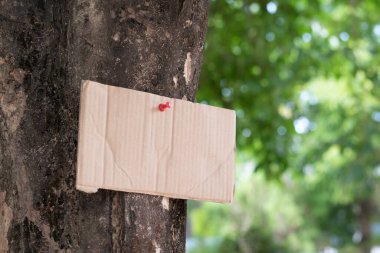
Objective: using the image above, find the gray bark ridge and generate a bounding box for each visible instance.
[0,0,208,252]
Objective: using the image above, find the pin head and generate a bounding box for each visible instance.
[159,101,171,111]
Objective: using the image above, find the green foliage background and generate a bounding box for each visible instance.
[188,0,380,252]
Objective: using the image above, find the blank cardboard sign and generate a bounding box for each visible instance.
[76,80,236,203]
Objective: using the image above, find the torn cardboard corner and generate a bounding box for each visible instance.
[76,80,236,203]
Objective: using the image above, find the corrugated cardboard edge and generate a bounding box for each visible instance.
[76,80,99,193]
[76,80,236,203]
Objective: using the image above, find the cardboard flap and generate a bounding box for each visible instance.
[76,80,236,203]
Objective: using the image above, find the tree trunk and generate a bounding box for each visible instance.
[358,199,372,253]
[0,1,208,252]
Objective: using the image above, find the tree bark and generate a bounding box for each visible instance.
[0,1,208,252]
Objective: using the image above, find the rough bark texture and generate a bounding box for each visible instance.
[0,0,208,252]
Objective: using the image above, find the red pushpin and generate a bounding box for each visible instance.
[159,101,171,111]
